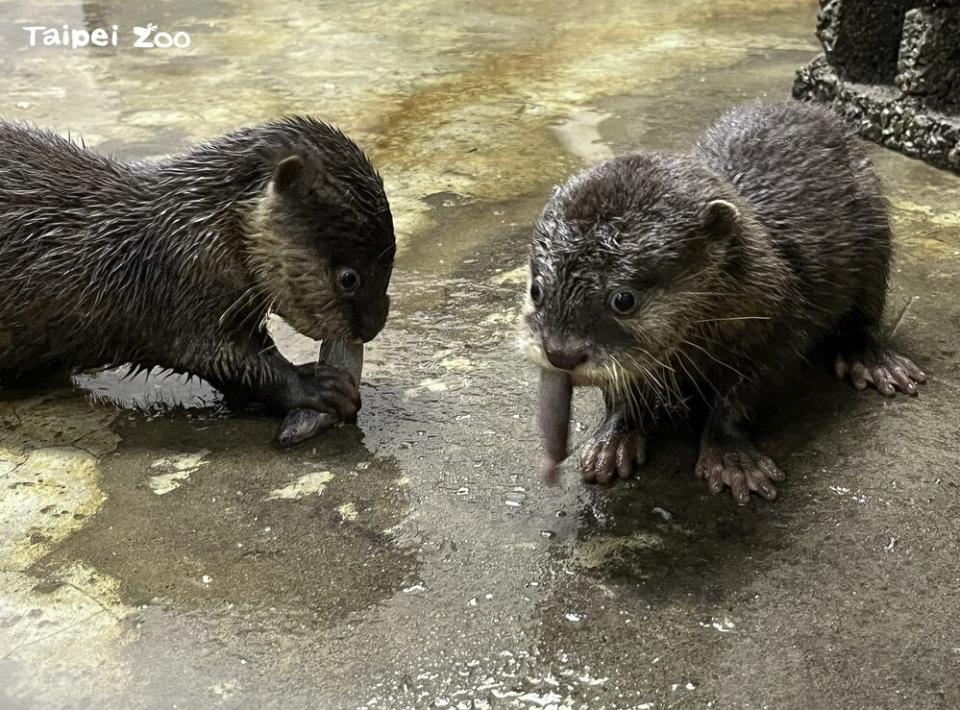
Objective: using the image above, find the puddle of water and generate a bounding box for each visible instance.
[552,109,615,164]
[73,367,222,410]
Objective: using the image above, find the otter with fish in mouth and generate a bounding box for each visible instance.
[522,102,926,504]
[0,117,394,440]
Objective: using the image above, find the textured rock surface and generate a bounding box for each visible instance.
[795,0,960,172]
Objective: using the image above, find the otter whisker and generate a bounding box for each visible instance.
[681,338,747,381]
[675,347,716,399]
[691,316,772,323]
[686,328,756,367]
[631,344,677,375]
[617,359,647,419]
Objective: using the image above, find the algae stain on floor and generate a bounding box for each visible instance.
[147,450,210,495]
[0,395,136,706]
[266,470,335,500]
[0,395,118,570]
[0,562,135,703]
[0,447,104,564]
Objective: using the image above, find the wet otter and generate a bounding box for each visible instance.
[0,117,395,425]
[523,101,926,504]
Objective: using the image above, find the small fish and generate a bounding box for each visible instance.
[276,408,339,446]
[277,340,364,446]
[539,368,572,483]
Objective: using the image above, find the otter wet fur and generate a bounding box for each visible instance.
[522,101,926,504]
[0,117,394,423]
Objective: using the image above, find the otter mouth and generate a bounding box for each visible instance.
[525,340,615,387]
[520,333,599,384]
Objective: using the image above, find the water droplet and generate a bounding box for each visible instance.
[503,489,527,507]
[652,506,673,521]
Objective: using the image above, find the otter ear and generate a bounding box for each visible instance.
[702,199,739,238]
[273,154,320,198]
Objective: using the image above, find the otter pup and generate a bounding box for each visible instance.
[0,117,394,426]
[523,102,926,504]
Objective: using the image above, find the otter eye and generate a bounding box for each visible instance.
[529,278,544,306]
[610,289,638,315]
[337,268,360,293]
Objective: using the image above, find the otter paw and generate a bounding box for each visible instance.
[579,423,646,485]
[288,365,361,420]
[695,441,784,505]
[835,347,926,397]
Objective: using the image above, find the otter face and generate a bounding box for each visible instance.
[247,138,395,344]
[520,154,739,395]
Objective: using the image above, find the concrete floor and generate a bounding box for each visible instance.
[1,0,959,708]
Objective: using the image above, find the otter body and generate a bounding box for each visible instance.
[0,118,395,422]
[524,102,925,503]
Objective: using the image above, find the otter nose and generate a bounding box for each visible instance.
[356,297,390,343]
[544,344,589,371]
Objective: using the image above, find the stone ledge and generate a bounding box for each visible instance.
[796,0,960,173]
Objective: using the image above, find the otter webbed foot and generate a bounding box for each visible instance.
[695,434,784,505]
[580,411,646,485]
[835,345,926,397]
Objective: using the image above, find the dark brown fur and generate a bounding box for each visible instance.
[0,117,395,419]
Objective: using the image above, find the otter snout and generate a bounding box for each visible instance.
[543,336,591,371]
[356,296,390,343]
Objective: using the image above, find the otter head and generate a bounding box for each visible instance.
[521,153,741,404]
[246,119,395,343]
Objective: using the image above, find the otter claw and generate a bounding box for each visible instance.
[580,419,646,485]
[695,441,784,504]
[835,347,926,397]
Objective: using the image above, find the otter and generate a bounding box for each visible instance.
[522,101,926,504]
[0,117,394,428]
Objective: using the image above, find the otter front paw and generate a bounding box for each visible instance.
[695,439,784,505]
[835,346,926,397]
[285,365,361,420]
[580,416,646,485]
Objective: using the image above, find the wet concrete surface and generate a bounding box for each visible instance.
[1,0,959,708]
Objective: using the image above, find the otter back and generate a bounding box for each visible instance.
[0,117,393,430]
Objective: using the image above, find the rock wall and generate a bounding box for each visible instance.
[794,0,960,173]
